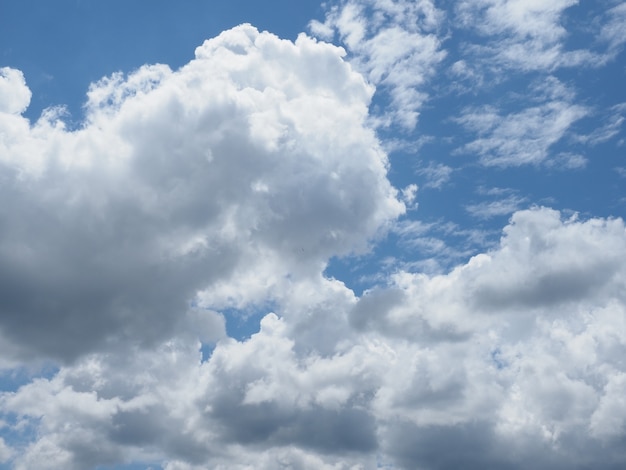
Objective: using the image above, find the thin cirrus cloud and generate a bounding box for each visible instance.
[0,1,625,469]
[454,85,588,167]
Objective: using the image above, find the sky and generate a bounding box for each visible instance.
[0,0,625,469]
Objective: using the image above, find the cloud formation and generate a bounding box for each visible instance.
[3,206,626,469]
[0,24,402,362]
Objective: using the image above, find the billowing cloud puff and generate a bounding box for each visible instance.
[0,68,31,115]
[0,24,403,362]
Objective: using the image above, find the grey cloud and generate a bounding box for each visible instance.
[383,420,626,470]
[473,262,620,311]
[384,421,516,470]
[468,208,626,311]
[210,400,377,454]
[350,286,470,342]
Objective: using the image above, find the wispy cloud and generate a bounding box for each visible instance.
[466,194,527,219]
[601,2,626,55]
[450,0,624,89]
[575,103,626,146]
[415,161,453,189]
[455,79,588,167]
[310,0,446,129]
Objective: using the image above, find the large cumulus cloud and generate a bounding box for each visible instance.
[0,24,402,362]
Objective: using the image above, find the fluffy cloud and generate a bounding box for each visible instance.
[3,202,626,469]
[0,68,31,115]
[0,24,403,363]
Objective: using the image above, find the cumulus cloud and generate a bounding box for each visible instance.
[0,24,403,362]
[3,208,626,469]
[0,68,31,115]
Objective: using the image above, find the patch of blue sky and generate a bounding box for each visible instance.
[222,303,276,341]
[199,307,265,361]
[0,363,59,393]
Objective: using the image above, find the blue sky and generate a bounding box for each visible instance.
[1,1,626,469]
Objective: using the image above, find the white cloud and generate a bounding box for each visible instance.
[575,103,626,146]
[454,0,599,73]
[0,437,12,463]
[0,67,31,115]
[601,3,626,54]
[311,0,446,129]
[466,194,527,219]
[390,219,492,273]
[456,0,577,42]
[415,161,453,189]
[0,24,403,362]
[455,79,588,167]
[449,0,626,93]
[3,207,626,468]
[400,183,418,209]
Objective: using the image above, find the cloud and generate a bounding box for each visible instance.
[3,205,626,468]
[455,78,587,167]
[601,2,626,55]
[0,24,403,363]
[390,219,492,274]
[466,194,527,219]
[575,103,626,146]
[415,161,453,189]
[310,0,446,129]
[453,0,603,74]
[0,68,31,115]
[0,437,12,463]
